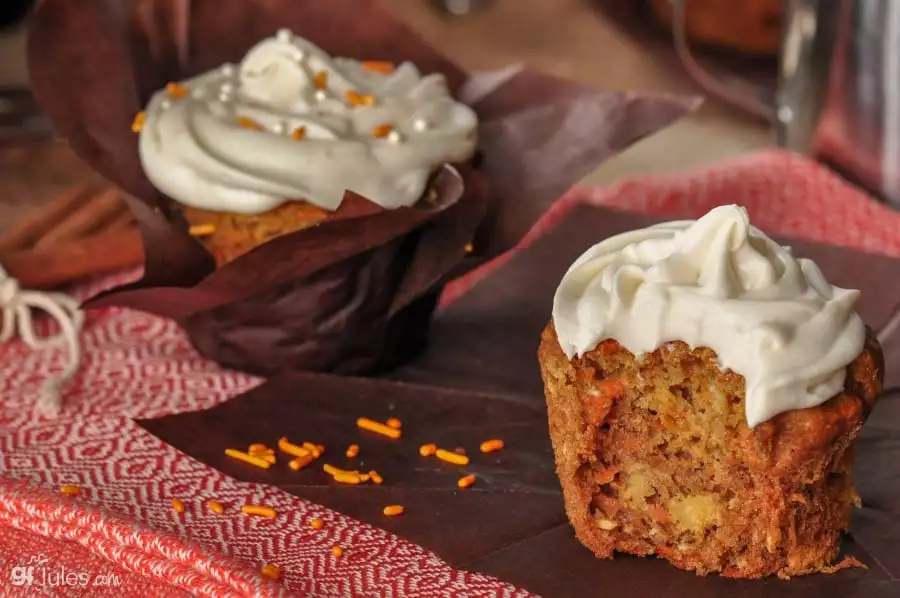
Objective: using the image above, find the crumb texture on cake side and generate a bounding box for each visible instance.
[538,323,883,578]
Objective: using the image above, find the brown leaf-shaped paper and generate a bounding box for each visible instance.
[141,206,900,597]
[28,0,697,376]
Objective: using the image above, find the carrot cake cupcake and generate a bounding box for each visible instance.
[539,205,883,577]
[136,28,478,265]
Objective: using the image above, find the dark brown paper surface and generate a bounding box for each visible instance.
[27,0,697,376]
[139,205,900,597]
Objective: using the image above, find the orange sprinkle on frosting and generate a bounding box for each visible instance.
[238,116,263,130]
[333,472,362,485]
[303,442,322,458]
[310,518,325,530]
[289,454,314,471]
[480,439,505,453]
[207,500,225,514]
[357,417,401,439]
[291,126,307,141]
[345,444,360,459]
[171,498,185,513]
[166,82,188,98]
[131,111,146,133]
[368,470,384,485]
[386,418,402,430]
[331,545,344,558]
[419,443,437,457]
[362,60,396,74]
[241,504,277,518]
[464,243,474,254]
[371,124,394,138]
[188,223,216,237]
[345,90,375,106]
[457,474,477,489]
[261,562,280,581]
[278,437,311,458]
[436,448,470,466]
[383,505,404,516]
[248,443,269,454]
[314,70,328,90]
[60,484,81,496]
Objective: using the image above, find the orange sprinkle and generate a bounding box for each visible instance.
[358,473,370,483]
[357,417,401,439]
[248,443,269,454]
[188,223,216,237]
[457,474,477,489]
[368,470,384,485]
[166,82,188,98]
[345,444,360,459]
[331,545,344,558]
[436,448,470,466]
[224,448,271,469]
[386,417,402,430]
[345,90,366,106]
[371,124,394,138]
[288,454,315,471]
[291,126,307,141]
[333,472,362,485]
[480,439,505,453]
[238,116,263,130]
[207,500,225,514]
[171,498,185,513]
[278,437,311,459]
[383,505,404,516]
[303,442,322,458]
[131,111,146,133]
[323,464,357,477]
[310,518,325,530]
[261,562,280,581]
[60,484,81,496]
[314,70,328,90]
[464,243,474,254]
[241,504,277,518]
[261,454,276,464]
[362,60,395,74]
[419,443,437,457]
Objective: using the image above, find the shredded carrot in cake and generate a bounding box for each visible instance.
[224,448,271,469]
[371,124,394,138]
[362,60,395,74]
[419,443,437,457]
[457,474,477,489]
[131,111,146,133]
[241,504,276,518]
[368,471,384,485]
[386,417,402,429]
[60,484,81,496]
[383,505,404,516]
[480,439,504,453]
[310,518,325,530]
[345,444,360,458]
[171,498,185,513]
[188,224,216,237]
[314,71,328,90]
[207,500,225,514]
[357,417,402,439]
[278,437,311,458]
[261,562,280,581]
[436,448,469,466]
[291,126,307,141]
[166,82,188,98]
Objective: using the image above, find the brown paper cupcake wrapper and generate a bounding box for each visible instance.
[141,205,900,597]
[27,0,698,376]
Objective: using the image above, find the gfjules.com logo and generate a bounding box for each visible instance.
[10,554,121,589]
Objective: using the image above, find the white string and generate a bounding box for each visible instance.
[0,264,84,417]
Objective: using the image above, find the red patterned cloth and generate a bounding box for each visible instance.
[1,150,899,597]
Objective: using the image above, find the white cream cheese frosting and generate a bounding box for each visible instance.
[552,205,866,427]
[137,28,478,214]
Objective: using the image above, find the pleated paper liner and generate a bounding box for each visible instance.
[28,0,697,376]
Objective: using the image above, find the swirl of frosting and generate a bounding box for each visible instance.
[552,205,866,427]
[138,29,478,214]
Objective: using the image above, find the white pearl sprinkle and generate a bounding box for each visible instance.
[276,28,292,42]
[387,130,403,144]
[160,99,171,110]
[272,122,285,134]
[314,89,328,102]
[218,92,231,103]
[412,118,429,132]
[219,82,233,95]
[220,64,235,76]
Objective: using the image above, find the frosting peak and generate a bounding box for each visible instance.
[552,205,866,427]
[138,30,478,214]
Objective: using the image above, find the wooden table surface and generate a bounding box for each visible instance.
[0,0,771,235]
